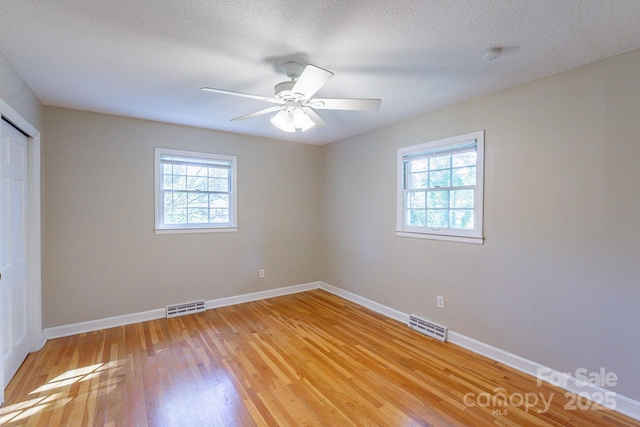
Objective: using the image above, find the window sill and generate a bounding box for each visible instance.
[155,226,238,235]
[396,230,484,245]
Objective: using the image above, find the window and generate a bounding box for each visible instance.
[155,148,237,234]
[397,131,484,244]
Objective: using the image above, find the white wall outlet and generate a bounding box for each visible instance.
[437,295,445,309]
[259,269,265,278]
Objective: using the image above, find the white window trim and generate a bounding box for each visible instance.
[396,131,484,245]
[154,148,237,234]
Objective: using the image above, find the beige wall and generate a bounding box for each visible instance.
[0,52,42,130]
[43,108,322,327]
[320,49,640,400]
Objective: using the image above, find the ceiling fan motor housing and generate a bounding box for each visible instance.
[274,81,296,99]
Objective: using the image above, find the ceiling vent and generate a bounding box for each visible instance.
[166,300,205,318]
[408,315,448,342]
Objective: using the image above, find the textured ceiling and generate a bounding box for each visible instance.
[1,0,640,145]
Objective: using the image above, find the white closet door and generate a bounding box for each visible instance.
[1,117,30,391]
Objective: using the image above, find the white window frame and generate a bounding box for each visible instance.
[396,131,484,244]
[155,148,237,234]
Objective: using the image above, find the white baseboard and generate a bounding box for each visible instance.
[43,281,322,341]
[41,280,640,421]
[319,282,409,324]
[447,331,543,377]
[206,281,320,309]
[44,307,166,340]
[608,392,640,423]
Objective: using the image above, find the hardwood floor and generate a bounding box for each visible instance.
[2,289,638,426]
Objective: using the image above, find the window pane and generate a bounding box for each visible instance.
[163,175,173,190]
[408,192,425,209]
[427,191,448,208]
[188,208,209,223]
[429,170,450,187]
[164,191,187,208]
[450,210,474,229]
[163,163,186,175]
[188,192,208,207]
[410,172,429,189]
[165,208,186,225]
[211,167,229,178]
[410,158,429,172]
[171,175,186,190]
[187,165,208,177]
[187,177,207,191]
[430,155,451,170]
[452,151,477,167]
[210,209,229,223]
[452,166,476,186]
[209,178,229,192]
[210,194,229,208]
[408,209,426,226]
[427,210,447,227]
[451,189,474,208]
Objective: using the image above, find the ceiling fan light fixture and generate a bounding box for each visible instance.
[292,107,316,132]
[270,109,296,133]
[271,103,317,133]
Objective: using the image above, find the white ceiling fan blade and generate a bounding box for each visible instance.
[302,108,326,128]
[231,105,283,121]
[311,98,382,111]
[201,87,283,104]
[291,65,334,99]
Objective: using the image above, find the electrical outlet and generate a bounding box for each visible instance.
[437,295,445,309]
[259,269,265,278]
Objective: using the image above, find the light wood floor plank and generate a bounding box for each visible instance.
[2,289,639,426]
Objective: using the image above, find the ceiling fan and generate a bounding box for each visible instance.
[201,61,381,133]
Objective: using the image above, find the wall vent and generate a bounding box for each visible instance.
[166,300,205,318]
[408,315,448,342]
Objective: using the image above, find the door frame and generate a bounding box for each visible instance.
[0,97,42,400]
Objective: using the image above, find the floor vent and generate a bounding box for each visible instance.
[166,300,205,318]
[408,315,448,342]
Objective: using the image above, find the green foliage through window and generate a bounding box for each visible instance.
[404,147,477,230]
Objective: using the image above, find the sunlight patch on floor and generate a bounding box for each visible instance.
[1,359,125,425]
